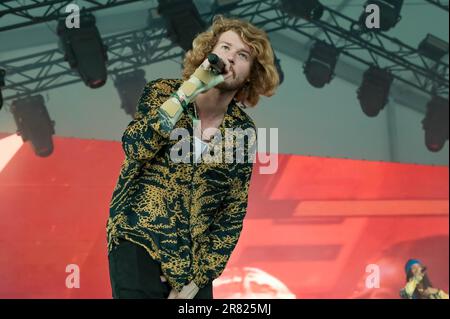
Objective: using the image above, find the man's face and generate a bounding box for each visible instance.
[211,30,254,92]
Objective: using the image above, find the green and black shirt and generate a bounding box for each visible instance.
[107,78,257,291]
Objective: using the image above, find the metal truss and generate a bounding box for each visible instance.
[1,0,448,103]
[1,27,185,101]
[230,1,449,96]
[424,0,449,12]
[0,0,144,32]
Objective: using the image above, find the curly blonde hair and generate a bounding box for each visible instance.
[182,15,279,107]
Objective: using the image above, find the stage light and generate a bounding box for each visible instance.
[158,0,206,51]
[422,96,449,152]
[0,68,5,111]
[57,11,108,88]
[212,0,242,13]
[360,0,404,32]
[11,95,55,157]
[357,66,393,117]
[279,0,324,21]
[114,69,147,118]
[303,41,339,88]
[418,34,449,61]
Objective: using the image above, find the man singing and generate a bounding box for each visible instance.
[107,15,279,299]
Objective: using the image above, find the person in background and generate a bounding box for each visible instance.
[400,259,449,299]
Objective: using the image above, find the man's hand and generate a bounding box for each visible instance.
[167,288,179,299]
[173,281,200,299]
[190,59,226,98]
[201,56,235,82]
[157,57,225,131]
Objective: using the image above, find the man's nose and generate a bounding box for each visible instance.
[226,53,235,64]
[223,55,234,73]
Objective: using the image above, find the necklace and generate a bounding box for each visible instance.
[193,101,226,142]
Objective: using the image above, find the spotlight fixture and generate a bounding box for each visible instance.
[279,0,324,21]
[303,41,340,88]
[357,66,393,117]
[158,0,206,51]
[114,69,147,118]
[359,0,404,32]
[11,95,55,157]
[422,96,449,152]
[418,34,449,62]
[57,11,108,88]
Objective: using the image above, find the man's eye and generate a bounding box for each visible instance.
[222,45,230,50]
[239,53,248,60]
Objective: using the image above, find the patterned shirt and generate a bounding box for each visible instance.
[107,78,257,291]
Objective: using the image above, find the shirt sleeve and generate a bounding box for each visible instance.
[121,79,176,161]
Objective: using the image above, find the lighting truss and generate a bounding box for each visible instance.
[1,0,448,103]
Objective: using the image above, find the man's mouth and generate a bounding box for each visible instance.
[229,68,236,79]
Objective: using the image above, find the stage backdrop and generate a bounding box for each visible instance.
[0,133,448,298]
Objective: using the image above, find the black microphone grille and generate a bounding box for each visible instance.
[208,53,219,64]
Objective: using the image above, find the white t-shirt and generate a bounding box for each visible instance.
[193,135,209,163]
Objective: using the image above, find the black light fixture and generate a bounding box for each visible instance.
[279,0,324,21]
[422,96,449,152]
[57,11,108,88]
[212,0,242,14]
[11,95,55,157]
[0,68,5,110]
[360,0,404,32]
[303,41,339,88]
[158,0,206,51]
[357,66,393,117]
[114,69,147,118]
[418,34,449,61]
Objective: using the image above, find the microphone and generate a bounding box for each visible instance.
[207,53,226,74]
